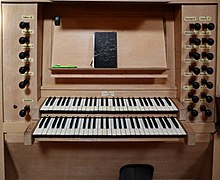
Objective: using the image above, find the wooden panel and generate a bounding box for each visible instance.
[6,142,212,180]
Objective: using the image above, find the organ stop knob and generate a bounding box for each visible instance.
[19,78,29,89]
[201,79,213,89]
[19,37,29,44]
[19,105,30,117]
[188,79,200,89]
[190,23,201,30]
[200,105,212,117]
[188,92,199,103]
[202,23,215,30]
[19,21,29,29]
[189,52,200,60]
[19,51,29,59]
[200,92,213,103]
[19,64,29,74]
[202,52,214,60]
[187,105,198,117]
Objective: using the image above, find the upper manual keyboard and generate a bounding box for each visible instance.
[40,97,178,114]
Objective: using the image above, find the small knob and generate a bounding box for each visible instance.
[190,38,201,46]
[19,105,30,117]
[200,105,212,117]
[19,65,29,74]
[18,78,29,89]
[202,23,215,30]
[202,52,214,60]
[188,79,200,89]
[19,51,29,59]
[188,106,198,117]
[189,66,200,75]
[189,52,200,60]
[188,92,199,103]
[200,92,213,103]
[201,65,214,75]
[202,38,215,46]
[190,23,201,30]
[19,37,29,44]
[19,21,30,29]
[201,79,213,89]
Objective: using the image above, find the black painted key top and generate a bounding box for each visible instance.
[134,117,140,129]
[50,97,56,106]
[113,117,117,129]
[147,117,153,128]
[154,97,160,106]
[44,117,50,128]
[138,98,144,106]
[132,98,137,106]
[82,117,87,129]
[106,117,109,129]
[66,97,71,106]
[165,97,172,106]
[56,117,62,128]
[45,97,52,106]
[171,117,179,128]
[87,117,91,129]
[122,117,127,129]
[52,117,58,128]
[147,98,153,106]
[143,97,148,106]
[151,117,158,128]
[100,117,104,129]
[39,117,46,128]
[163,117,171,128]
[61,97,67,106]
[130,117,135,129]
[121,98,125,106]
[72,97,77,106]
[92,118,96,129]
[118,117,122,129]
[142,117,148,129]
[57,97,62,106]
[61,117,67,129]
[74,117,79,129]
[77,97,82,106]
[69,118,74,129]
[158,97,165,106]
[159,117,166,128]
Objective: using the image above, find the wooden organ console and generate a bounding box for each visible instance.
[0,0,220,179]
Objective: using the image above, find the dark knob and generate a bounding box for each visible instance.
[188,79,200,89]
[190,38,201,46]
[19,21,30,29]
[18,78,29,89]
[19,51,29,59]
[188,92,199,103]
[19,37,29,44]
[19,105,30,117]
[54,16,61,26]
[202,52,214,60]
[202,23,215,30]
[201,65,214,75]
[189,52,200,60]
[201,79,214,89]
[188,106,198,117]
[202,38,215,46]
[200,105,212,117]
[19,65,29,74]
[200,92,213,103]
[190,23,201,30]
[192,67,200,75]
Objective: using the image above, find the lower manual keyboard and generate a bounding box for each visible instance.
[33,116,186,137]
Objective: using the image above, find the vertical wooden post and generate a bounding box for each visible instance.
[0,0,5,179]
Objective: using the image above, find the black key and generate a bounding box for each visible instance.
[165,97,172,106]
[121,98,125,106]
[113,117,117,129]
[106,117,109,129]
[138,98,144,106]
[82,117,87,129]
[132,98,137,106]
[143,98,148,106]
[45,97,52,106]
[72,97,77,106]
[116,98,120,106]
[163,117,171,128]
[105,98,108,106]
[130,117,135,129]
[158,97,165,106]
[50,97,56,106]
[171,117,179,128]
[100,117,104,129]
[112,98,116,106]
[122,117,127,129]
[66,97,71,106]
[159,117,166,128]
[69,117,74,129]
[154,97,160,106]
[61,97,67,106]
[57,97,63,106]
[74,117,79,129]
[147,117,153,128]
[77,97,82,106]
[101,98,104,106]
[142,117,148,129]
[89,97,93,106]
[94,97,97,106]
[56,117,62,128]
[118,117,122,129]
[92,118,96,129]
[52,117,58,128]
[147,98,153,106]
[39,117,46,128]
[85,97,89,106]
[61,117,67,129]
[87,117,91,129]
[44,117,50,128]
[127,98,132,106]
[151,117,158,128]
[134,117,140,129]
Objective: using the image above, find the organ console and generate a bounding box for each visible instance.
[0,0,220,179]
